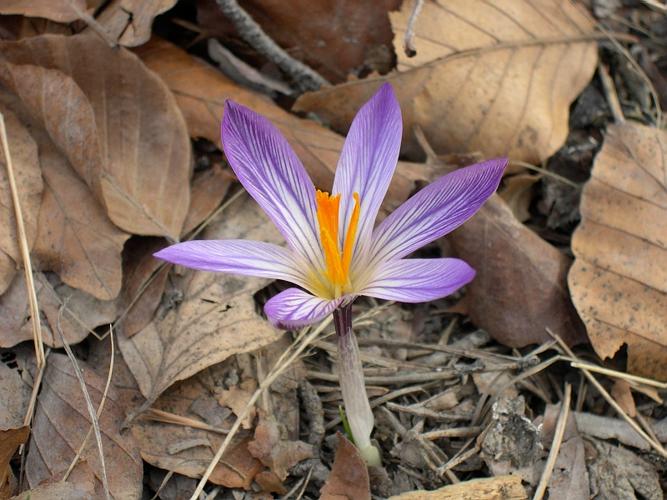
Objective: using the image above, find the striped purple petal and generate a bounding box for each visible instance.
[369,158,507,264]
[264,287,342,329]
[332,83,402,261]
[154,240,309,288]
[222,101,323,270]
[360,258,475,303]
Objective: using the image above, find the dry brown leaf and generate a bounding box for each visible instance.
[569,122,667,380]
[10,480,94,500]
[0,0,88,22]
[0,88,130,300]
[0,426,29,495]
[219,379,257,430]
[182,163,233,236]
[0,273,118,348]
[118,195,282,404]
[611,379,637,418]
[196,0,400,83]
[0,251,15,295]
[498,173,540,222]
[25,353,143,499]
[320,433,370,500]
[0,33,191,239]
[130,360,264,489]
[136,38,430,214]
[388,475,526,499]
[295,0,597,164]
[0,361,30,429]
[0,103,42,264]
[120,237,171,338]
[449,192,585,347]
[95,0,179,47]
[247,413,313,481]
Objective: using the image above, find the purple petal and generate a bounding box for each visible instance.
[264,288,341,329]
[154,239,309,287]
[332,83,402,259]
[222,101,322,269]
[360,258,475,303]
[369,158,507,264]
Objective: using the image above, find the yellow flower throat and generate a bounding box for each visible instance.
[314,190,360,298]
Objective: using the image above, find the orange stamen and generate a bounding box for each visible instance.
[315,190,360,296]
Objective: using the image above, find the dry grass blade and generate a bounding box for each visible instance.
[190,317,333,499]
[141,408,229,435]
[533,384,571,500]
[0,112,44,368]
[62,325,115,481]
[55,319,111,500]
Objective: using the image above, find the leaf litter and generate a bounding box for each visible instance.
[0,0,666,498]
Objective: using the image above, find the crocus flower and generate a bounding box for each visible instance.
[155,83,506,464]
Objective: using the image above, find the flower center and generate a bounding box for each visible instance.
[315,190,360,297]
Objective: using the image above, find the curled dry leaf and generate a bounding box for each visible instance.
[295,0,597,164]
[449,192,586,347]
[118,195,282,405]
[0,33,191,240]
[136,38,430,214]
[568,122,667,380]
[0,103,42,265]
[0,90,129,300]
[320,433,370,500]
[197,0,400,83]
[25,353,143,499]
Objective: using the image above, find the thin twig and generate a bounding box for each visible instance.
[215,0,329,92]
[598,63,625,124]
[569,360,667,389]
[62,325,115,481]
[509,160,581,188]
[0,113,45,369]
[56,315,111,500]
[533,384,572,500]
[404,0,424,57]
[67,0,117,47]
[150,470,174,500]
[189,317,333,499]
[547,329,667,458]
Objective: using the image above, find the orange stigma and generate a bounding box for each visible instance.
[315,190,360,296]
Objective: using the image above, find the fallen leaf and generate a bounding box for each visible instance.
[218,379,257,430]
[611,379,637,418]
[387,475,527,499]
[0,273,118,348]
[295,0,597,164]
[0,33,191,239]
[0,0,88,22]
[449,191,586,347]
[498,173,540,222]
[118,195,282,404]
[95,0,178,47]
[120,237,171,338]
[130,361,263,489]
[0,251,15,295]
[197,0,400,83]
[541,403,589,499]
[136,38,429,213]
[10,480,94,500]
[0,102,42,264]
[569,122,667,380]
[320,433,370,500]
[181,163,233,236]
[0,89,130,300]
[0,361,30,429]
[0,426,29,496]
[25,353,143,499]
[586,439,662,500]
[247,413,313,481]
